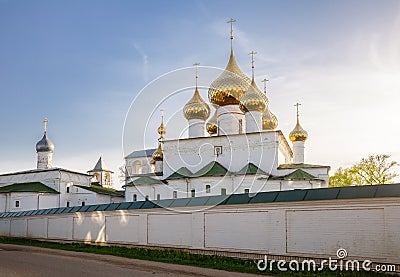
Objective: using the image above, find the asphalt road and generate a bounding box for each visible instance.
[0,244,265,277]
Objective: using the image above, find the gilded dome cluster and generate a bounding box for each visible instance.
[183,88,210,121]
[239,80,267,113]
[289,116,308,142]
[152,115,166,161]
[208,50,251,106]
[152,142,163,161]
[262,108,278,130]
[206,105,218,135]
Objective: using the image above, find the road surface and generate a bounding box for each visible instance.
[0,244,266,277]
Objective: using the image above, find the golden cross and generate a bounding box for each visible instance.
[193,62,200,87]
[227,18,236,40]
[261,78,269,93]
[160,109,165,122]
[249,51,257,80]
[43,118,48,133]
[294,102,301,118]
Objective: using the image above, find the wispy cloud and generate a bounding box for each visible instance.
[132,42,149,82]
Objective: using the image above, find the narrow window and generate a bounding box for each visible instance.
[157,194,161,200]
[145,195,149,201]
[191,189,195,198]
[221,188,227,195]
[66,201,70,207]
[133,194,137,201]
[238,119,243,134]
[15,200,20,208]
[173,191,177,199]
[66,187,70,193]
[82,201,85,206]
[206,185,211,193]
[244,189,250,194]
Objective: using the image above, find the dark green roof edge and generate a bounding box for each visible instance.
[192,161,228,177]
[0,182,58,194]
[76,185,124,197]
[282,169,318,180]
[166,167,193,180]
[125,176,164,186]
[237,163,267,175]
[2,184,400,218]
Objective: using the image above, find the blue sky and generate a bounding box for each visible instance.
[1,0,400,187]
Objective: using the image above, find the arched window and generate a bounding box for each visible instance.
[173,191,177,198]
[205,184,211,193]
[133,194,137,201]
[133,160,142,174]
[191,189,195,197]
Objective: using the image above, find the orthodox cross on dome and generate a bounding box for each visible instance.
[227,18,236,49]
[294,102,301,120]
[193,62,200,88]
[261,78,269,93]
[249,51,257,80]
[157,109,166,141]
[43,118,48,134]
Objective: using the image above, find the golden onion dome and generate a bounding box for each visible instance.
[206,105,218,135]
[152,142,163,161]
[262,108,278,130]
[208,50,251,106]
[157,120,166,139]
[239,79,267,113]
[289,119,308,142]
[183,88,210,120]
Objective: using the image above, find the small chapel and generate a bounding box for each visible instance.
[0,119,124,212]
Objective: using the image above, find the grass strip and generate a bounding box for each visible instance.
[0,237,392,277]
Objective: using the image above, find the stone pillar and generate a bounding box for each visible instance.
[155,160,163,173]
[292,141,305,164]
[37,151,53,169]
[217,105,245,135]
[188,118,205,138]
[245,110,262,133]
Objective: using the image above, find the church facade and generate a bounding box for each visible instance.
[124,21,330,202]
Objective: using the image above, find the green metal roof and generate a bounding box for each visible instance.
[237,163,267,175]
[0,182,58,194]
[126,176,164,186]
[166,167,193,180]
[2,184,400,218]
[76,185,124,197]
[278,163,330,170]
[283,169,318,180]
[193,161,229,177]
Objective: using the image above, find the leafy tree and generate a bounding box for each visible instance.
[118,164,127,184]
[329,154,398,187]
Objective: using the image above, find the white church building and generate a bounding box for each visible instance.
[124,23,330,202]
[0,119,124,212]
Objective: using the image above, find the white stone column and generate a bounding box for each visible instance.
[37,152,53,169]
[245,111,262,133]
[217,105,245,135]
[188,118,205,138]
[292,141,305,164]
[155,160,163,173]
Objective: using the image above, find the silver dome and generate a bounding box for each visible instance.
[36,133,55,153]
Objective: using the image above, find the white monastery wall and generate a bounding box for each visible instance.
[2,198,399,265]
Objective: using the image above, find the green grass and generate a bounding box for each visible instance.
[0,237,393,276]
